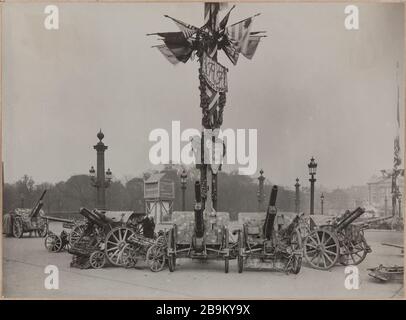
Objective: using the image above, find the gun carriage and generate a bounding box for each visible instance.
[236,186,303,274]
[166,181,233,273]
[303,207,383,270]
[5,190,48,238]
[43,215,86,253]
[67,207,167,271]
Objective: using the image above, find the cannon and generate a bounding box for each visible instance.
[166,181,232,273]
[68,207,166,271]
[42,215,86,253]
[5,190,48,238]
[368,265,404,282]
[303,207,375,270]
[236,186,303,274]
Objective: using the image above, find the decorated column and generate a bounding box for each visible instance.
[150,2,266,214]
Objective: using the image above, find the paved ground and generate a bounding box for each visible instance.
[1,224,404,299]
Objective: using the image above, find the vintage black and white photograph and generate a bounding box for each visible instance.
[1,1,405,299]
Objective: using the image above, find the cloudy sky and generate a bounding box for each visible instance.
[2,2,404,189]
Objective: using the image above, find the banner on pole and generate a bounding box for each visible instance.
[201,53,228,93]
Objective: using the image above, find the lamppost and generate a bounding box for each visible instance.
[295,178,300,213]
[257,169,265,211]
[384,195,388,216]
[180,169,187,211]
[89,130,112,210]
[20,194,25,208]
[398,193,402,218]
[320,193,324,215]
[308,157,317,215]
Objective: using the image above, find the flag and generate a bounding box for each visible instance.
[164,15,198,39]
[155,44,180,65]
[204,3,228,32]
[201,52,228,92]
[219,5,235,31]
[226,17,254,53]
[222,41,240,65]
[241,35,262,59]
[158,32,193,63]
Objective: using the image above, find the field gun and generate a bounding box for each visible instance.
[67,207,165,271]
[166,181,232,273]
[236,186,303,274]
[304,207,373,270]
[263,186,278,240]
[28,190,47,218]
[6,190,48,238]
[43,214,86,253]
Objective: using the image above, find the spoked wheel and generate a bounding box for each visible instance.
[167,227,176,272]
[304,228,339,270]
[38,221,48,238]
[290,255,302,274]
[89,251,106,269]
[223,227,229,274]
[340,239,368,266]
[68,224,85,246]
[133,223,144,235]
[291,229,303,251]
[12,218,24,238]
[105,227,137,267]
[237,230,244,274]
[146,244,166,272]
[45,233,63,252]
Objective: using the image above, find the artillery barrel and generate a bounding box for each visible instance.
[42,215,75,224]
[29,189,47,218]
[79,207,109,228]
[194,181,204,238]
[263,185,278,240]
[336,207,365,231]
[334,209,354,227]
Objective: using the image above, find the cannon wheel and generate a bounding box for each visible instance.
[12,217,24,238]
[167,227,176,272]
[45,233,63,252]
[68,224,86,246]
[146,244,166,272]
[38,221,48,238]
[223,227,229,274]
[237,230,244,274]
[105,226,137,267]
[291,229,303,251]
[89,251,106,269]
[304,228,340,270]
[340,238,368,266]
[290,255,302,274]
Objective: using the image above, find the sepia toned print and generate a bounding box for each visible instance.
[1,2,404,299]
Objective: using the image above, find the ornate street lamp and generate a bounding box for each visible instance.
[308,157,317,215]
[180,169,188,211]
[295,178,300,213]
[257,169,265,211]
[89,130,112,210]
[320,193,325,215]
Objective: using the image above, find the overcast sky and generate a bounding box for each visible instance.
[2,2,404,189]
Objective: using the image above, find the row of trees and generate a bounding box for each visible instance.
[3,170,364,220]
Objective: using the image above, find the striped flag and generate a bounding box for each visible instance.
[164,15,199,40]
[226,17,254,53]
